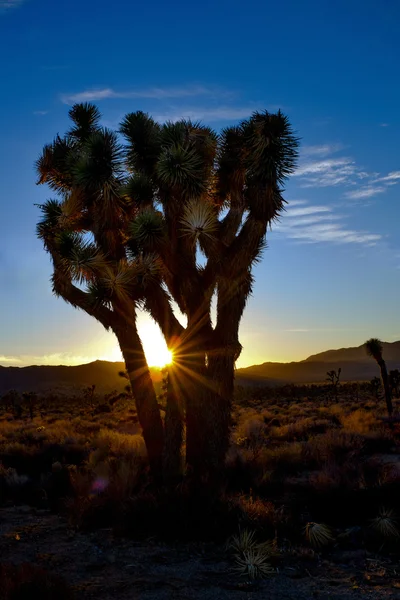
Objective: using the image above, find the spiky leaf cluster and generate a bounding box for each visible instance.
[304,522,334,548]
[36,102,298,358]
[371,507,399,539]
[227,529,277,580]
[365,338,384,360]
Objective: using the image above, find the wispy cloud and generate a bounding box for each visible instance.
[33,110,48,116]
[284,328,360,333]
[372,171,400,185]
[285,205,332,217]
[294,144,400,199]
[302,144,343,157]
[345,186,386,200]
[275,200,381,246]
[153,106,260,123]
[102,104,265,130]
[0,355,23,364]
[61,85,225,105]
[0,352,117,368]
[294,157,358,187]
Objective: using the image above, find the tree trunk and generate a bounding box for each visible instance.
[378,359,393,417]
[182,351,211,478]
[116,319,164,482]
[207,350,235,474]
[170,304,214,480]
[163,365,184,483]
[206,274,251,475]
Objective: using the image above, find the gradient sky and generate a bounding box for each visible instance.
[0,0,399,368]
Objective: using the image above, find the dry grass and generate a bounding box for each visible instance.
[0,382,399,546]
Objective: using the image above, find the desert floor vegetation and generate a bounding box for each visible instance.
[1,382,400,598]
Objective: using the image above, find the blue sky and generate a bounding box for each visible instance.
[0,0,399,368]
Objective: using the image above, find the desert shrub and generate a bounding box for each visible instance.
[64,456,146,530]
[261,442,304,476]
[304,522,334,548]
[0,563,73,599]
[309,461,361,493]
[235,417,268,458]
[271,418,334,442]
[2,442,35,457]
[63,468,93,529]
[237,496,280,536]
[302,431,364,468]
[94,429,146,458]
[341,409,377,434]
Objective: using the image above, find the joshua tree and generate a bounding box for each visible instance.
[22,392,37,420]
[36,103,298,481]
[389,369,400,398]
[82,384,96,409]
[365,338,393,416]
[326,368,341,401]
[370,376,382,399]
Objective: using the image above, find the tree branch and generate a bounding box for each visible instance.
[52,267,117,331]
[219,190,246,245]
[224,214,267,276]
[143,285,184,345]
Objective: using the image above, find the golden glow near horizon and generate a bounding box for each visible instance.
[3,315,378,369]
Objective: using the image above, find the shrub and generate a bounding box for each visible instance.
[341,409,377,434]
[302,431,364,468]
[304,522,334,548]
[94,429,146,458]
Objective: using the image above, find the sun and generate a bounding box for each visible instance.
[147,346,173,368]
[140,321,173,367]
[100,320,173,368]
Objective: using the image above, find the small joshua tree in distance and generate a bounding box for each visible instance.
[326,368,341,401]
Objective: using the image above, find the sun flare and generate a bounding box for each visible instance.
[101,320,173,368]
[140,321,173,367]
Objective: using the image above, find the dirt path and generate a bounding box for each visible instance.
[0,506,399,599]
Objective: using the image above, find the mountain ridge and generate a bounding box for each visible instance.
[1,341,399,394]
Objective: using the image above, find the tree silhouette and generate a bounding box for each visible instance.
[82,384,96,409]
[365,338,393,416]
[326,368,341,401]
[22,392,37,420]
[389,369,400,398]
[370,376,382,399]
[36,103,298,481]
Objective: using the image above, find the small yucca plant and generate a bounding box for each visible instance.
[305,522,334,548]
[227,528,276,580]
[233,548,275,580]
[371,507,399,539]
[227,528,257,554]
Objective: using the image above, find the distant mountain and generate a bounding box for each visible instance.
[303,341,400,364]
[0,361,163,395]
[1,341,399,394]
[235,341,400,385]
